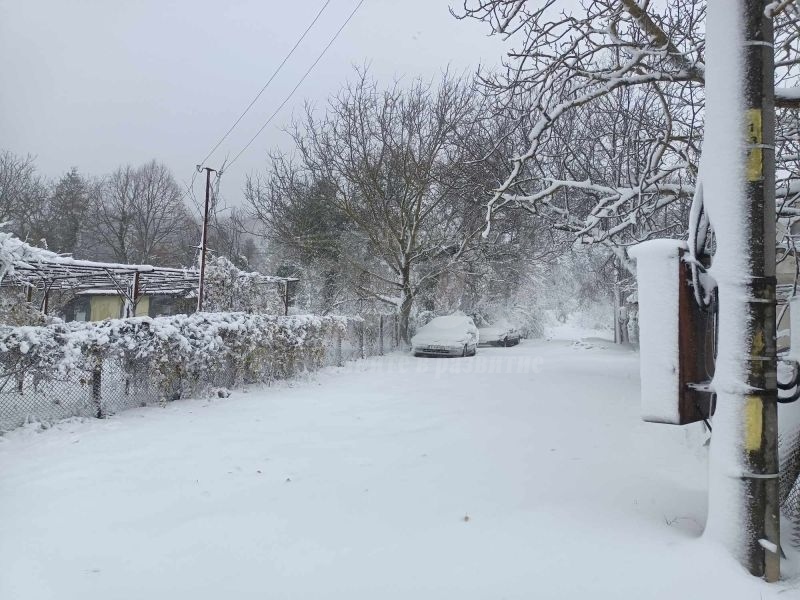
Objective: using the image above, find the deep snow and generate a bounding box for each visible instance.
[1,329,798,599]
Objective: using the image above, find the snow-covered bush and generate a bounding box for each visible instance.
[0,287,48,326]
[204,256,285,314]
[0,312,350,402]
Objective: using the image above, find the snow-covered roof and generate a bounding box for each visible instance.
[75,289,125,296]
[0,227,297,301]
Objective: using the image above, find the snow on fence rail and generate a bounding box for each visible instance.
[0,312,401,431]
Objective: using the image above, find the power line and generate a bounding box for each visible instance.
[196,0,332,169]
[226,0,366,170]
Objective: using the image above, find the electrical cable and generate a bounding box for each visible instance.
[778,384,800,403]
[225,0,366,170]
[777,360,799,390]
[777,357,800,402]
[196,0,332,170]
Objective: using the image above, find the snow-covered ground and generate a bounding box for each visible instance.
[1,329,798,599]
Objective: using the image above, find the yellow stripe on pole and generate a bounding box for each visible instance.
[745,109,763,181]
[744,395,763,451]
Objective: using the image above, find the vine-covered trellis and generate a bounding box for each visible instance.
[0,227,297,318]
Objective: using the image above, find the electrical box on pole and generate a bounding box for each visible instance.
[629,239,715,425]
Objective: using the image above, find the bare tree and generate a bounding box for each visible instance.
[206,207,259,270]
[455,1,705,255]
[249,70,484,340]
[0,150,49,243]
[129,160,194,265]
[457,0,800,252]
[86,160,194,265]
[86,166,137,263]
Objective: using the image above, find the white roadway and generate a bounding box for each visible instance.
[0,335,795,598]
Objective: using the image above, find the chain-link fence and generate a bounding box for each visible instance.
[780,425,800,548]
[0,313,402,432]
[321,314,401,366]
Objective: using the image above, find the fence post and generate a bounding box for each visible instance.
[359,321,366,359]
[379,315,385,356]
[16,368,24,394]
[336,330,343,367]
[92,357,104,419]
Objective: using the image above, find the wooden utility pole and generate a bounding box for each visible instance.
[196,166,216,312]
[741,0,780,581]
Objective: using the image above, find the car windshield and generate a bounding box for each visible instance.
[422,316,469,332]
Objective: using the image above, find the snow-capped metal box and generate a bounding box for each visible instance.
[629,240,714,425]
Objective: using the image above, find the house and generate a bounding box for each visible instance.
[60,290,194,322]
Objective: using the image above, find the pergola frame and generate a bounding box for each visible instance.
[1,256,297,317]
[0,230,299,316]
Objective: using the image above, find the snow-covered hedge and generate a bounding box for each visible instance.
[0,312,352,401]
[204,256,286,314]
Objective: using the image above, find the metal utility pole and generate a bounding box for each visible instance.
[197,166,216,312]
[741,0,779,581]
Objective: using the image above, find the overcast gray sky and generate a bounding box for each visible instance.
[0,0,507,206]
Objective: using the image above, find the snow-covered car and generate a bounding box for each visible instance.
[411,313,479,357]
[478,323,521,347]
